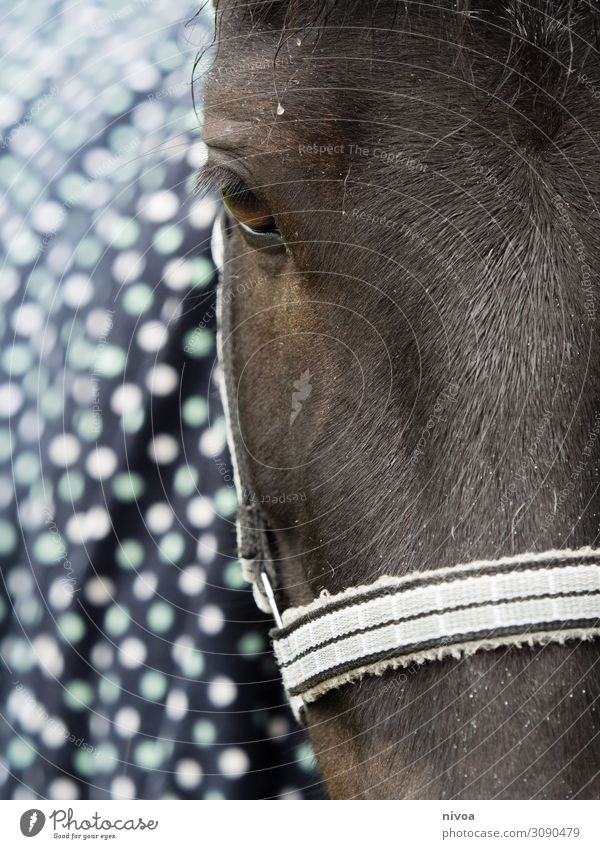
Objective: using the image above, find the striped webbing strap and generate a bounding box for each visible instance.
[271,548,600,711]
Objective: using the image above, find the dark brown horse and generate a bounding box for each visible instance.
[200,0,600,798]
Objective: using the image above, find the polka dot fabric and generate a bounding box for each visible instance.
[0,1,322,800]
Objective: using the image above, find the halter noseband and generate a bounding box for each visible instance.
[214,219,600,722]
[267,549,600,713]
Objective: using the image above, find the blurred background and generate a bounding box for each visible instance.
[0,0,322,799]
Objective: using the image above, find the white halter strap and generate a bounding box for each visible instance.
[267,548,600,715]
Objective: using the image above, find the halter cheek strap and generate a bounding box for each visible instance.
[214,219,600,723]
[214,215,277,615]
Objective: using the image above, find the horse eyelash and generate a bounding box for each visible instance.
[193,164,251,201]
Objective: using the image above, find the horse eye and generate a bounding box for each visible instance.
[221,187,280,239]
